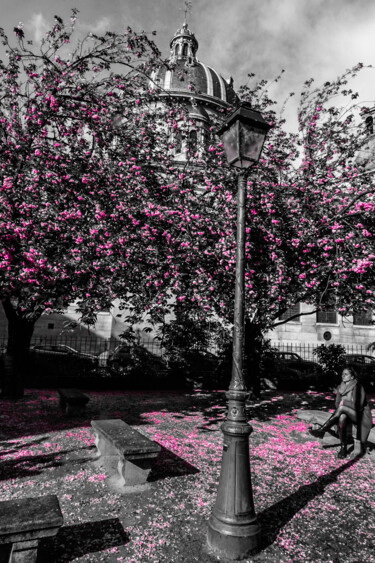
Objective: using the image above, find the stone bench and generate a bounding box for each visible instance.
[57,388,89,416]
[0,495,63,563]
[296,409,375,458]
[91,419,161,493]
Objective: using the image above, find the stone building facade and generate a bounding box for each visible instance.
[267,303,375,348]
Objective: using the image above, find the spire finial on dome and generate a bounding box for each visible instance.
[180,1,192,25]
[170,3,198,63]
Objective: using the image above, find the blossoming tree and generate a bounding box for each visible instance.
[0,11,374,399]
[128,67,375,394]
[131,68,375,324]
[0,11,188,396]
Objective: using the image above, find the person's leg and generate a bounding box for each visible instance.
[309,410,341,437]
[337,413,348,458]
[310,405,357,438]
[337,405,357,424]
[337,407,366,455]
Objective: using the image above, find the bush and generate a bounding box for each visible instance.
[313,344,346,388]
[108,345,170,380]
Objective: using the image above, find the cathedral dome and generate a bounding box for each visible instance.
[152,60,238,107]
[150,22,238,109]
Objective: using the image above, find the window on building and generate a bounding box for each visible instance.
[365,115,374,135]
[47,323,54,330]
[316,290,337,324]
[202,128,209,148]
[172,132,182,154]
[353,309,373,326]
[182,43,188,57]
[279,303,301,322]
[316,309,337,324]
[188,129,197,152]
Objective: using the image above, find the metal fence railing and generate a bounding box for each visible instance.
[0,334,374,361]
[1,334,374,377]
[0,333,227,385]
[270,341,375,362]
[0,335,164,357]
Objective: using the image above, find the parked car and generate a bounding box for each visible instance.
[268,351,319,373]
[343,354,375,391]
[30,344,98,363]
[262,350,321,390]
[29,343,98,377]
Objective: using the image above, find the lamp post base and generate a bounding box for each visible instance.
[206,390,261,560]
[207,522,260,561]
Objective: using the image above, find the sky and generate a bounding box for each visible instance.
[1,0,375,130]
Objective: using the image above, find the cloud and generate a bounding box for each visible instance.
[79,16,112,35]
[181,0,375,130]
[25,11,112,44]
[26,13,50,43]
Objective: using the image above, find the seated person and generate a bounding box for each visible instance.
[310,366,373,458]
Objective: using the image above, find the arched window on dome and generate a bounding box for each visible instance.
[168,129,182,156]
[175,44,179,56]
[174,132,182,154]
[188,129,197,153]
[365,115,373,135]
[202,125,210,149]
[182,43,188,57]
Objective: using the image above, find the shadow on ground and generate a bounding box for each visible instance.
[0,449,76,481]
[37,518,129,562]
[1,388,371,442]
[149,445,200,482]
[257,455,362,552]
[0,444,97,481]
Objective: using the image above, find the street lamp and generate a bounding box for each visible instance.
[206,101,271,560]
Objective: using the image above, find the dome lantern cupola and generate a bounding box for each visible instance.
[169,22,198,64]
[150,21,238,109]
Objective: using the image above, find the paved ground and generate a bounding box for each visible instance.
[0,388,374,562]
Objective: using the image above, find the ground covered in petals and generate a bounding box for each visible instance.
[0,388,374,562]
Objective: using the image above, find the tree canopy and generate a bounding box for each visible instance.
[0,11,183,341]
[134,65,375,335]
[0,10,374,352]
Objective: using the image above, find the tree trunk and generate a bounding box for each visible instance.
[1,299,37,400]
[244,319,262,399]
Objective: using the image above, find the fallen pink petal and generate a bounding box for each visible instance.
[0,388,374,562]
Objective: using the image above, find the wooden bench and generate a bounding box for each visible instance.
[57,388,89,416]
[0,495,63,563]
[296,409,375,458]
[91,419,161,493]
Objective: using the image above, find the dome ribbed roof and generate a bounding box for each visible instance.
[151,60,238,106]
[150,22,238,108]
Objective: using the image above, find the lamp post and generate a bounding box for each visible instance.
[206,102,271,560]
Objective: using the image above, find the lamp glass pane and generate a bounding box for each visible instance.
[240,123,266,162]
[221,123,239,165]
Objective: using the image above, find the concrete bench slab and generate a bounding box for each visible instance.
[57,388,89,416]
[0,495,63,563]
[296,409,375,458]
[91,419,161,493]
